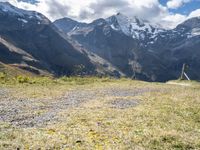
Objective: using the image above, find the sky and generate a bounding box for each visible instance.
[1,0,200,28]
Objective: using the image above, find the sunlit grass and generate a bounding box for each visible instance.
[0,75,200,149]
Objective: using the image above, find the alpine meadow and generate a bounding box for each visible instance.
[0,1,200,150]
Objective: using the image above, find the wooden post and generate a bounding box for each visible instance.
[132,63,137,80]
[180,63,190,80]
[180,63,186,80]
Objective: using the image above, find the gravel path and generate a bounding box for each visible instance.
[0,87,155,128]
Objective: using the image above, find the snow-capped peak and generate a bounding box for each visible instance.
[0,2,49,24]
[0,2,33,17]
[106,13,165,40]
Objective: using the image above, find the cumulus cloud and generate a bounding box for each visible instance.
[79,0,129,20]
[2,0,168,24]
[161,13,187,28]
[188,8,200,18]
[77,0,168,23]
[167,0,191,9]
[0,0,199,29]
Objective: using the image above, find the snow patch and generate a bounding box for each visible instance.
[191,28,200,36]
[148,49,155,53]
[0,2,43,21]
[149,41,154,44]
[35,13,43,20]
[111,24,119,31]
[106,13,165,40]
[187,28,200,38]
[18,18,28,23]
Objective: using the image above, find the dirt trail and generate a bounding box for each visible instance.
[0,87,155,128]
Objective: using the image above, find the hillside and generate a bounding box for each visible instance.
[54,13,200,81]
[0,2,127,78]
[0,2,97,76]
[1,2,200,81]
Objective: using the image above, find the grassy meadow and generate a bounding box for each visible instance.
[0,74,200,149]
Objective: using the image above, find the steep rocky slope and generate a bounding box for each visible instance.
[0,2,125,77]
[1,2,199,81]
[0,2,95,76]
[54,13,200,81]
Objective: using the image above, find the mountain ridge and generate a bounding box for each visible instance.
[0,2,125,77]
[54,13,200,81]
[0,2,200,81]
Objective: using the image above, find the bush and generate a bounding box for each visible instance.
[16,75,30,83]
[0,72,6,80]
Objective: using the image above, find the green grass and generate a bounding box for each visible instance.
[0,74,123,99]
[0,75,200,149]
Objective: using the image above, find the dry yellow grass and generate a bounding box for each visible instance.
[0,77,200,149]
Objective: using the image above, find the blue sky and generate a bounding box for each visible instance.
[160,0,200,15]
[3,0,200,28]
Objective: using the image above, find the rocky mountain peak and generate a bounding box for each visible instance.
[0,2,49,25]
[54,17,88,33]
[105,13,164,40]
[177,17,200,30]
[175,16,200,38]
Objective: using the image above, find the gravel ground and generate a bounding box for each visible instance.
[111,98,139,109]
[0,88,8,98]
[0,87,156,128]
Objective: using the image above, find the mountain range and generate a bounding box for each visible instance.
[0,2,200,81]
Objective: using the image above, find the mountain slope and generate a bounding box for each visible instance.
[54,14,200,81]
[106,13,165,42]
[148,17,200,80]
[54,14,175,81]
[0,2,126,77]
[0,2,96,76]
[1,3,200,81]
[54,17,87,33]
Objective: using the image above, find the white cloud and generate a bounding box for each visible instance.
[0,0,199,29]
[0,0,169,23]
[161,13,187,28]
[188,8,200,18]
[162,8,200,28]
[167,0,191,9]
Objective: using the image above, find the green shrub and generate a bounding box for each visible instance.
[16,75,30,83]
[0,72,6,80]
